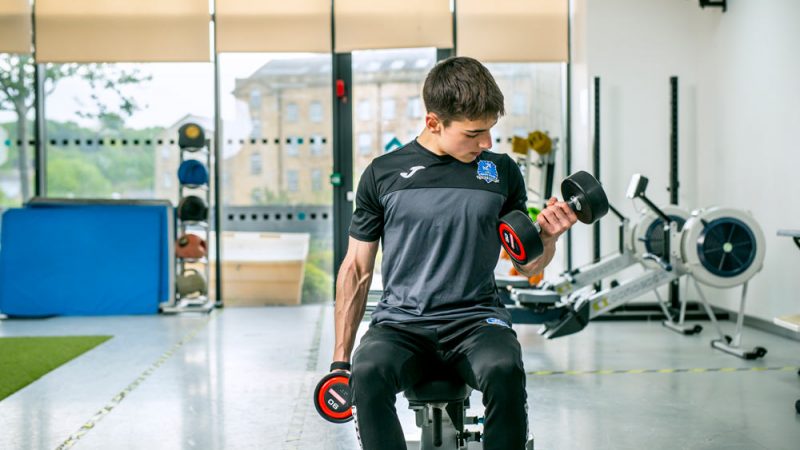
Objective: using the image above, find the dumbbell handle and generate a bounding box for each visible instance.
[532,196,582,234]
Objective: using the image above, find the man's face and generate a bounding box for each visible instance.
[437,116,497,163]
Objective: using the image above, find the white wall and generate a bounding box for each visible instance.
[573,0,800,322]
[695,0,800,320]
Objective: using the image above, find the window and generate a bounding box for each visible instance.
[250,119,262,138]
[382,98,396,120]
[286,103,299,122]
[249,88,262,110]
[287,170,299,192]
[357,100,371,122]
[251,187,263,204]
[311,169,322,192]
[309,101,323,123]
[163,173,172,188]
[407,96,422,119]
[43,61,213,202]
[310,134,324,156]
[286,136,300,156]
[358,133,372,155]
[250,151,262,175]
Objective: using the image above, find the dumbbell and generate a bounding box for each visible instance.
[313,372,353,423]
[499,171,609,264]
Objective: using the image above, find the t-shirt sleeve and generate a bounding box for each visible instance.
[349,164,384,242]
[500,155,528,217]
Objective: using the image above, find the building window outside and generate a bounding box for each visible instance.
[287,170,299,192]
[382,98,396,120]
[311,169,322,192]
[407,96,422,119]
[251,187,263,204]
[250,119,262,138]
[309,101,323,123]
[286,103,299,122]
[286,136,300,157]
[250,151,262,175]
[358,133,372,155]
[357,100,371,121]
[310,134,324,156]
[249,88,262,110]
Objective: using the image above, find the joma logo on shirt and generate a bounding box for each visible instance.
[400,166,426,178]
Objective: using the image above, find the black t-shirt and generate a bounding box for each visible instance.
[350,139,527,327]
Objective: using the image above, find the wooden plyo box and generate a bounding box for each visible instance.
[198,232,309,306]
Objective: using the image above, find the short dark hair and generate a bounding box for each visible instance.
[422,56,505,126]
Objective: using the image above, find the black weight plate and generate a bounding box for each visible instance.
[696,217,757,278]
[561,171,609,224]
[499,210,544,264]
[313,373,353,423]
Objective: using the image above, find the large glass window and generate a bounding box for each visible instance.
[485,62,566,274]
[0,54,36,209]
[44,62,214,202]
[219,53,334,305]
[352,48,437,291]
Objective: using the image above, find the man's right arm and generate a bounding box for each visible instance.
[333,236,380,364]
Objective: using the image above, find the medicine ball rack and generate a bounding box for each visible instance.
[162,123,214,314]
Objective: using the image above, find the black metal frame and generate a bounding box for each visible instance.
[212,8,224,306]
[31,4,46,198]
[669,76,680,309]
[592,76,601,290]
[565,0,573,271]
[331,52,353,284]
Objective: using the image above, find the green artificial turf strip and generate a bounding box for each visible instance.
[0,335,112,401]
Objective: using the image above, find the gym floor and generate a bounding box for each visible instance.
[1,305,798,450]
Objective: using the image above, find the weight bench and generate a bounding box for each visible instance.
[404,371,534,449]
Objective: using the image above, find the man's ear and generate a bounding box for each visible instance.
[424,112,442,135]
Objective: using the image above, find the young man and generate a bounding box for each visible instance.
[331,56,577,449]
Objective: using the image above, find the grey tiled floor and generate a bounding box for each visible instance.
[1,305,798,449]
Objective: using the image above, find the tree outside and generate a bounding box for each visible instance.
[0,54,151,203]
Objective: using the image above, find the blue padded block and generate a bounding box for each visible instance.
[0,205,168,316]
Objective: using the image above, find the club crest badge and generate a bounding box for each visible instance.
[476,160,499,183]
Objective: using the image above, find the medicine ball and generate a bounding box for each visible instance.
[176,233,207,259]
[177,159,209,186]
[178,123,205,150]
[176,269,208,298]
[177,196,208,222]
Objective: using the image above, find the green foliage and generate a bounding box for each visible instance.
[47,157,113,197]
[301,237,335,303]
[0,54,152,201]
[302,262,333,304]
[0,119,162,199]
